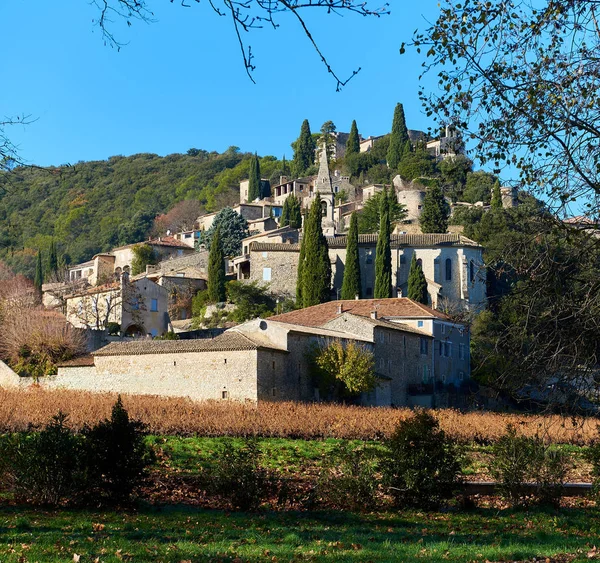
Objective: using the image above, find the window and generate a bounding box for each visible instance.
[458,371,465,381]
[272,387,277,397]
[184,233,192,239]
[388,359,393,372]
[403,336,406,348]
[262,252,268,258]
[224,358,227,364]
[263,268,272,281]
[366,287,373,297]
[321,201,327,216]
[366,250,373,264]
[422,365,429,383]
[445,258,452,281]
[379,358,385,370]
[150,299,158,312]
[178,250,184,257]
[417,258,423,268]
[441,324,445,334]
[173,361,177,367]
[441,373,447,383]
[446,342,453,358]
[222,390,229,399]
[272,360,276,370]
[420,338,428,355]
[400,255,406,264]
[417,320,424,328]
[386,333,391,344]
[459,343,466,360]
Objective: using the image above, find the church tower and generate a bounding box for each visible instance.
[315,145,336,236]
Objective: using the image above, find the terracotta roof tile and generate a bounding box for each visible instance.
[269,298,450,328]
[93,331,281,357]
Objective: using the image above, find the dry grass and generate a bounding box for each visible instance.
[0,387,598,444]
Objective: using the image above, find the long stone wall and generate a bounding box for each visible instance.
[0,360,20,388]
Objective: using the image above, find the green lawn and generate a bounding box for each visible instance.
[0,505,597,562]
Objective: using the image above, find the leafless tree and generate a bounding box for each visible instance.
[153,199,203,236]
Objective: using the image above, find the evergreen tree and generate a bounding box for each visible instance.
[248,153,261,201]
[281,155,289,176]
[208,226,226,303]
[420,186,450,233]
[292,120,316,177]
[47,240,58,278]
[387,103,410,169]
[491,180,503,209]
[374,187,392,298]
[407,254,428,305]
[288,194,302,229]
[34,251,43,297]
[319,120,337,164]
[281,197,290,227]
[341,212,362,300]
[299,196,331,307]
[296,236,305,305]
[346,120,360,155]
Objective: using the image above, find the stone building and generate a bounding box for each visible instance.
[46,298,470,407]
[241,233,486,311]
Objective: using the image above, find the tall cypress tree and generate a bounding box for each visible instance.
[341,212,362,300]
[387,103,410,169]
[407,254,428,304]
[292,119,316,177]
[281,197,290,227]
[47,239,58,278]
[208,226,226,303]
[299,196,331,307]
[288,194,302,229]
[491,180,503,209]
[34,250,44,297]
[296,236,306,305]
[346,120,360,155]
[374,187,392,298]
[248,153,261,201]
[420,186,450,233]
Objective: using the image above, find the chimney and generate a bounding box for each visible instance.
[337,303,343,314]
[371,310,378,320]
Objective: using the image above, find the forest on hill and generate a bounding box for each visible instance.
[0,148,287,277]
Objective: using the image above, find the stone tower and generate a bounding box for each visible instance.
[315,146,336,236]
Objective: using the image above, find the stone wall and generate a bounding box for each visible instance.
[248,248,300,298]
[0,360,20,388]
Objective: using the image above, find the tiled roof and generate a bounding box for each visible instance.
[56,355,95,368]
[250,233,481,252]
[269,298,450,327]
[93,331,281,357]
[148,236,191,249]
[340,313,432,337]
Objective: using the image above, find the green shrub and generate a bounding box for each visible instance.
[382,410,462,509]
[208,438,271,511]
[107,322,121,336]
[317,441,379,511]
[491,424,570,507]
[0,412,85,505]
[584,431,600,498]
[82,396,154,503]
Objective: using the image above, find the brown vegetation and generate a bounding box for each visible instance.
[0,388,597,444]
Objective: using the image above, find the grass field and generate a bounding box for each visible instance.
[0,505,598,562]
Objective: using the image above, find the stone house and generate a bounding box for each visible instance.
[65,276,170,337]
[197,202,283,232]
[241,233,486,311]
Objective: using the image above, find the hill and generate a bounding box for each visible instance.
[0,148,286,277]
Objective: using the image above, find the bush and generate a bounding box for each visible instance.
[491,424,570,507]
[0,412,85,505]
[382,410,462,509]
[107,322,121,336]
[208,438,271,511]
[82,396,154,503]
[317,441,379,511]
[585,435,600,498]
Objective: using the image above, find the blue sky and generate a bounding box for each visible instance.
[2,0,444,167]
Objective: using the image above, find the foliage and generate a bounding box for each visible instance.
[407,254,428,304]
[280,194,302,229]
[34,251,43,295]
[382,410,462,509]
[131,244,158,276]
[226,280,274,322]
[203,207,249,257]
[439,155,473,201]
[491,180,502,209]
[412,0,600,215]
[153,199,202,235]
[46,240,59,278]
[340,213,362,300]
[298,196,331,307]
[309,341,376,399]
[357,190,406,234]
[346,120,360,155]
[374,187,392,299]
[207,226,226,303]
[248,153,261,201]
[317,442,379,511]
[207,438,271,511]
[585,434,600,498]
[0,412,85,505]
[107,322,121,336]
[291,119,316,178]
[0,149,269,277]
[419,185,450,233]
[386,103,411,169]
[319,120,337,164]
[155,331,179,340]
[397,144,437,181]
[82,397,154,503]
[462,171,497,205]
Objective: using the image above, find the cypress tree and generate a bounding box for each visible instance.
[407,254,428,304]
[248,153,261,201]
[281,197,290,227]
[292,119,316,177]
[47,240,58,278]
[420,186,450,233]
[374,187,392,298]
[346,120,360,155]
[299,196,331,307]
[288,194,302,229]
[341,212,362,300]
[491,180,503,209]
[34,250,44,297]
[387,103,410,169]
[208,226,226,303]
[296,237,305,305]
